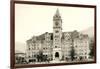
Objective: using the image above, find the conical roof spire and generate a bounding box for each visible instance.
[53,8,61,18]
[56,8,60,16]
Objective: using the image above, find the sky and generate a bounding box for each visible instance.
[15,3,94,44]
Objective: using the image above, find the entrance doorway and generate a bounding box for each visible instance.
[55,52,59,58]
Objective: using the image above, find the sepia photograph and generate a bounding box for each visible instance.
[10,1,96,68]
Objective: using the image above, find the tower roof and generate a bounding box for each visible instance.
[53,8,61,18]
[55,8,60,16]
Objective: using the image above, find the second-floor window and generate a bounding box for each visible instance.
[29,48,30,50]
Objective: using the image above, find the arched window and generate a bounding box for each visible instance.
[55,46,57,48]
[55,52,59,58]
[55,30,59,33]
[29,56,30,58]
[29,48,30,50]
[55,22,59,26]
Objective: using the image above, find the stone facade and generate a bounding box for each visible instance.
[26,9,90,62]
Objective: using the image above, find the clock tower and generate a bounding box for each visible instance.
[53,9,62,60]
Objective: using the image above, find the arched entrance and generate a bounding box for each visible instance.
[55,52,59,58]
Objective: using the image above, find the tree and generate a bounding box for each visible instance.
[43,55,48,61]
[36,55,40,62]
[69,46,76,61]
[89,39,94,58]
[69,30,78,61]
[36,50,44,62]
[39,51,44,62]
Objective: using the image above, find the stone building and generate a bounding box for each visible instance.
[26,9,90,62]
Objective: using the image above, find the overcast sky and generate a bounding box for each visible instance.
[15,3,94,44]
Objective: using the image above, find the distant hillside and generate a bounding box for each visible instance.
[15,50,23,53]
[80,26,94,38]
[15,42,26,53]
